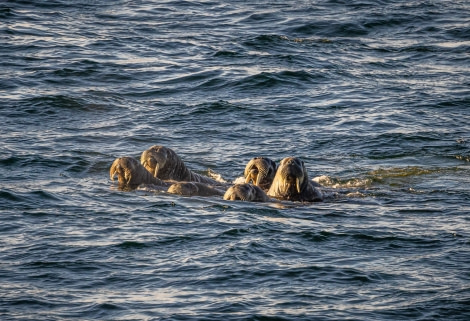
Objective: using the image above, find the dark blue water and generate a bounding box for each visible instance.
[1,1,469,320]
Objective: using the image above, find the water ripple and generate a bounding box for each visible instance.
[1,0,469,320]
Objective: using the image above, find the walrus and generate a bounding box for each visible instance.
[140,145,221,185]
[267,157,323,202]
[223,183,271,202]
[243,157,277,191]
[168,182,225,197]
[110,156,166,189]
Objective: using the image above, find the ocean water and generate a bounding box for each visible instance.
[1,0,469,320]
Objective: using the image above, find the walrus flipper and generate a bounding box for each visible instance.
[223,183,270,202]
[110,156,165,189]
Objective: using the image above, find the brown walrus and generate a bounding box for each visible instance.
[110,156,166,189]
[267,157,323,202]
[140,145,221,185]
[223,183,270,202]
[168,182,225,197]
[243,157,277,191]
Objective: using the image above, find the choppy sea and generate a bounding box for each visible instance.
[1,1,469,320]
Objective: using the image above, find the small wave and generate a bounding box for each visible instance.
[116,241,147,249]
[446,25,470,41]
[218,228,250,237]
[298,230,330,242]
[1,154,94,178]
[0,6,13,19]
[0,190,25,203]
[213,50,244,58]
[13,95,115,115]
[363,14,421,30]
[433,97,470,109]
[369,166,436,180]
[288,21,368,37]
[0,189,63,208]
[185,100,244,116]
[233,70,324,91]
[25,260,101,272]
[207,169,228,183]
[313,175,372,188]
[315,166,445,192]
[66,302,126,320]
[243,34,333,51]
[243,34,288,46]
[0,155,22,167]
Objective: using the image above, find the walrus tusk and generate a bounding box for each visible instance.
[296,177,301,194]
[110,162,119,181]
[245,174,252,184]
[154,163,160,177]
[255,172,262,186]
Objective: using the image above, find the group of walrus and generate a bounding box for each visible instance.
[110,145,324,202]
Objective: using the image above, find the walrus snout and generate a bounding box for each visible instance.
[278,174,303,194]
[110,157,136,185]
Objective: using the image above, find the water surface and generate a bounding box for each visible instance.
[1,1,469,320]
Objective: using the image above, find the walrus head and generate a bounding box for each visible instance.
[110,156,161,188]
[224,183,270,202]
[140,145,183,180]
[244,157,277,191]
[267,157,310,201]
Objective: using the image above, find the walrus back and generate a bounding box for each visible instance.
[147,145,220,185]
[224,183,270,202]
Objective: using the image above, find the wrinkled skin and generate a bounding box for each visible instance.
[244,157,277,191]
[140,145,220,185]
[223,183,270,202]
[168,182,224,197]
[110,156,166,189]
[267,157,323,202]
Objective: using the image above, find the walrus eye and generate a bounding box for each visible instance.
[251,168,258,175]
